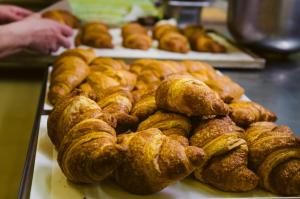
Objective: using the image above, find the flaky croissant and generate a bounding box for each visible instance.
[121,23,148,38]
[131,93,157,121]
[245,122,300,195]
[115,128,206,194]
[77,22,113,48]
[47,91,116,148]
[49,54,90,105]
[48,91,122,183]
[158,32,190,53]
[155,76,229,116]
[190,117,259,192]
[137,111,191,146]
[190,33,226,53]
[229,101,277,127]
[153,24,179,40]
[97,86,138,132]
[90,57,129,71]
[42,9,80,28]
[54,48,96,65]
[122,33,152,50]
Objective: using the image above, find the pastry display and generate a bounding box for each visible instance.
[121,23,152,50]
[42,9,80,28]
[46,48,299,196]
[75,22,113,48]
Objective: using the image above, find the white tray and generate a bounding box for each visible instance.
[30,115,278,199]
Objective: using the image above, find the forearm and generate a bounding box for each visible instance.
[0,24,29,58]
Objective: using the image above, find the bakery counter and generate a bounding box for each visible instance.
[222,55,300,135]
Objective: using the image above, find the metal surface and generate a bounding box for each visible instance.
[162,0,211,25]
[227,0,300,54]
[222,56,300,135]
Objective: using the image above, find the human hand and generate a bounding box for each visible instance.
[9,17,73,54]
[0,5,33,24]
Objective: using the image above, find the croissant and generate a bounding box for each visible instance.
[49,55,90,105]
[54,48,96,65]
[158,32,190,53]
[121,23,148,38]
[155,76,229,116]
[47,91,122,183]
[77,22,113,48]
[47,91,116,149]
[245,122,300,195]
[115,128,206,194]
[182,60,217,82]
[153,24,179,40]
[137,111,191,146]
[42,9,80,28]
[190,117,259,192]
[130,59,155,75]
[122,33,152,50]
[131,93,157,121]
[97,86,138,132]
[57,118,122,183]
[182,25,205,40]
[229,101,277,127]
[84,69,137,98]
[90,57,129,71]
[189,33,226,53]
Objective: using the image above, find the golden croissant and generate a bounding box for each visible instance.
[121,23,148,38]
[48,49,95,105]
[229,101,277,127]
[97,86,138,132]
[115,128,206,194]
[48,92,121,183]
[42,9,80,28]
[90,57,129,71]
[76,22,113,48]
[158,32,190,53]
[131,92,157,122]
[153,23,179,40]
[137,111,191,146]
[245,122,300,195]
[155,76,229,116]
[190,117,259,192]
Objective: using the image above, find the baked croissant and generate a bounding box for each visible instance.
[90,57,129,71]
[121,23,152,50]
[77,22,113,48]
[49,53,90,105]
[130,59,155,75]
[153,24,179,40]
[97,86,138,132]
[47,91,116,148]
[137,111,191,146]
[205,74,245,103]
[121,23,148,38]
[57,118,122,183]
[190,117,259,192]
[54,48,96,64]
[42,9,80,28]
[182,25,205,40]
[131,93,157,121]
[190,33,226,53]
[229,101,277,127]
[245,122,300,195]
[122,33,152,50]
[48,91,122,183]
[182,60,217,82]
[84,69,137,98]
[158,32,190,53]
[115,128,206,194]
[155,76,229,116]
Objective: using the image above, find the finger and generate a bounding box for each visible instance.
[14,7,34,17]
[57,23,73,37]
[57,34,71,49]
[50,42,60,53]
[7,12,24,21]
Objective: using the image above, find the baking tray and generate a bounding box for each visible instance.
[19,67,290,199]
[44,1,265,69]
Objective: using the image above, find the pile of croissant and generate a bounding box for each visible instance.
[47,48,300,196]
